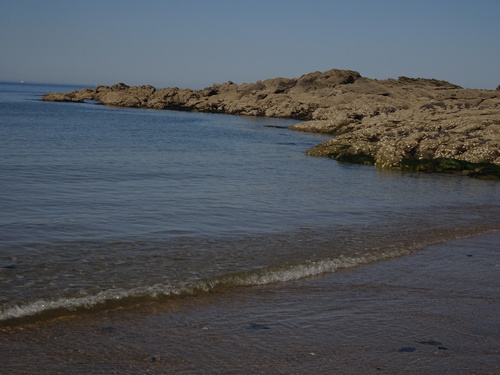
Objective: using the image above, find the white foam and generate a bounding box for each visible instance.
[231,248,412,286]
[1,248,412,322]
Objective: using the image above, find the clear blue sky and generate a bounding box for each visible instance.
[1,0,499,89]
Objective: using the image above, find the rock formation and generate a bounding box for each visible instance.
[41,69,500,179]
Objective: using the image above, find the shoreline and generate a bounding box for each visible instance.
[2,232,499,374]
[40,69,500,179]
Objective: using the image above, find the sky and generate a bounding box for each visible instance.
[1,0,499,89]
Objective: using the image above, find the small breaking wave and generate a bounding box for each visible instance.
[3,226,498,328]
[0,247,413,327]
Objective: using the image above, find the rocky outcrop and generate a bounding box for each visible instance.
[40,69,500,179]
[41,70,363,119]
[293,83,500,179]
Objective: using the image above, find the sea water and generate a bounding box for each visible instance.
[0,81,499,326]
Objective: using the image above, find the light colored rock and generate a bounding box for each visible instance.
[40,69,500,178]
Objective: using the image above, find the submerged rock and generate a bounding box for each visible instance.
[97,326,117,333]
[398,347,416,352]
[418,340,443,346]
[247,323,271,330]
[40,69,500,178]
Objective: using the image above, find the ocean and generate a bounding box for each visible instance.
[1,82,499,374]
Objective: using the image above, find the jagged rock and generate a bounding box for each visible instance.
[40,69,500,178]
[40,90,87,102]
[96,85,156,107]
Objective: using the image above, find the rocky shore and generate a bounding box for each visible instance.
[41,69,500,179]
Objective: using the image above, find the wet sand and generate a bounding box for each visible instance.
[2,232,499,374]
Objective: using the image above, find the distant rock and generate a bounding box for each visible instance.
[40,69,500,179]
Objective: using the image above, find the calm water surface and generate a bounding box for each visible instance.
[0,82,499,325]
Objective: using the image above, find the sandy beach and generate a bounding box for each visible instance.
[1,231,498,374]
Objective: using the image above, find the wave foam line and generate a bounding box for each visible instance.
[1,247,416,325]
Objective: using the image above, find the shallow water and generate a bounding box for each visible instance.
[2,232,499,374]
[0,81,499,327]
